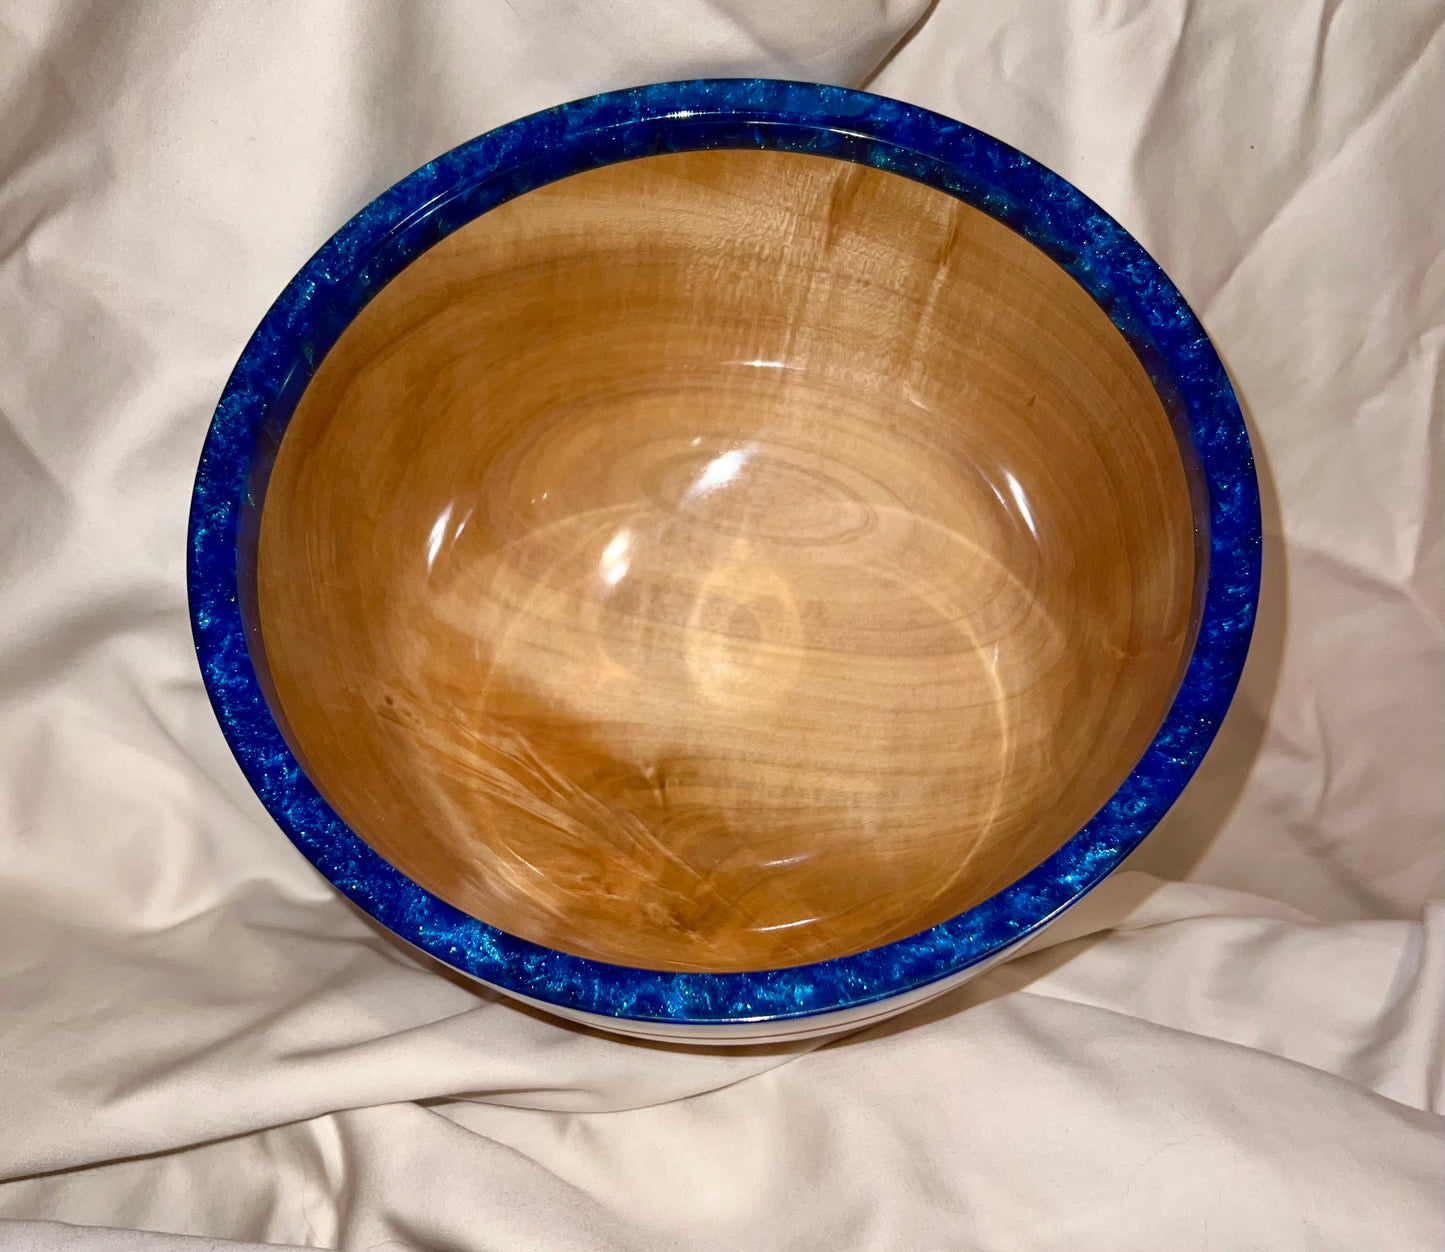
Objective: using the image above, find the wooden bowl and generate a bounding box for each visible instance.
[190,82,1259,1041]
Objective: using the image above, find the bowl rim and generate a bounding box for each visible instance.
[187,78,1260,1026]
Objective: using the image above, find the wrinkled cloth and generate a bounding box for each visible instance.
[0,1,1441,1249]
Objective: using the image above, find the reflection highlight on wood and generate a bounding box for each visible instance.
[257,150,1196,972]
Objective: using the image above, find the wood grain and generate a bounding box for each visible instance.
[256,149,1197,972]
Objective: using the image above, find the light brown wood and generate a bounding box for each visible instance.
[256,149,1196,972]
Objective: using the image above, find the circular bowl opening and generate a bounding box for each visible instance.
[190,82,1258,1032]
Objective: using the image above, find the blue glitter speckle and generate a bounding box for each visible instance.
[186,80,1260,1026]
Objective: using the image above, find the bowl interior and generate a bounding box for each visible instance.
[255,148,1197,973]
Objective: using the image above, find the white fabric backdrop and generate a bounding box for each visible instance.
[0,1,1440,1248]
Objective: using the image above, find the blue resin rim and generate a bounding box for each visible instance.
[188,79,1260,1025]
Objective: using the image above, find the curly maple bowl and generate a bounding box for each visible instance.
[188,81,1259,1043]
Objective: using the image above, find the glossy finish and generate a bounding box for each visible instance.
[189,80,1259,1035]
[258,149,1195,973]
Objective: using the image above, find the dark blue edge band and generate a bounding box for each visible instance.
[187,79,1260,1025]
